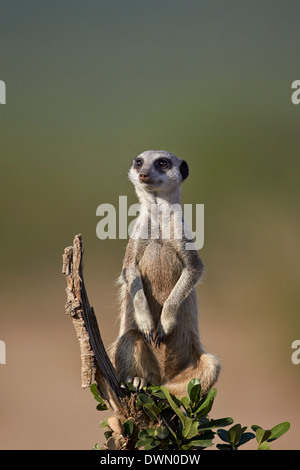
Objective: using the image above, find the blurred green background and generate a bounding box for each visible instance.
[0,0,299,449]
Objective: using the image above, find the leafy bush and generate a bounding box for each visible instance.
[91,380,290,450]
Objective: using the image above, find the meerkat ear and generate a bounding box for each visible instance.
[179,160,189,181]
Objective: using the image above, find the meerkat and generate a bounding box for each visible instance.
[109,150,220,398]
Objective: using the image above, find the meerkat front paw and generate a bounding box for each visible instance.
[137,312,155,344]
[134,292,154,342]
[142,329,155,344]
[153,302,178,347]
[135,305,155,344]
[160,302,177,331]
[153,323,166,347]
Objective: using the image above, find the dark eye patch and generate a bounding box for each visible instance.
[155,158,172,171]
[134,158,143,169]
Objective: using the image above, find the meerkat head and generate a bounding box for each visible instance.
[128,150,189,196]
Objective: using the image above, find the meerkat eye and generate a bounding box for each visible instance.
[135,159,143,168]
[157,159,169,169]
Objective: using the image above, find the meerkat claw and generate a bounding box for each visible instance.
[154,333,165,348]
[149,329,154,341]
[142,330,154,344]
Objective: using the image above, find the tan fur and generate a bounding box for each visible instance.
[109,151,220,398]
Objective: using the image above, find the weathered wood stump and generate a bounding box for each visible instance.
[62,234,126,412]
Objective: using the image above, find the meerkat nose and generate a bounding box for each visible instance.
[139,173,150,182]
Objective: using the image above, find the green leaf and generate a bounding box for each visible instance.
[148,386,167,399]
[256,428,272,445]
[137,393,153,405]
[181,416,196,439]
[200,430,215,440]
[90,383,99,399]
[135,439,145,448]
[137,429,155,442]
[183,420,199,440]
[123,420,134,437]
[258,441,271,450]
[187,378,201,399]
[90,384,108,409]
[136,437,160,450]
[144,440,160,450]
[156,426,169,440]
[181,396,192,413]
[145,428,156,437]
[268,422,290,442]
[188,381,202,408]
[136,393,154,410]
[92,443,101,450]
[104,430,113,440]
[181,444,192,450]
[193,387,217,418]
[156,401,166,413]
[96,402,108,411]
[198,417,233,431]
[143,402,161,422]
[216,443,232,450]
[162,418,179,444]
[188,439,213,449]
[251,424,262,432]
[99,418,109,429]
[227,424,242,448]
[217,429,229,443]
[160,386,188,428]
[237,432,255,447]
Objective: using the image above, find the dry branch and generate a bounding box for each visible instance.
[62,234,126,412]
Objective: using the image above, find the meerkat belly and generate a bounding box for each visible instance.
[139,241,183,315]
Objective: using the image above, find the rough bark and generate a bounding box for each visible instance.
[62,234,126,412]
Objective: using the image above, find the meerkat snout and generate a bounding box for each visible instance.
[139,172,150,183]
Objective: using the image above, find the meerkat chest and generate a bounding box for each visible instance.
[139,240,183,306]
